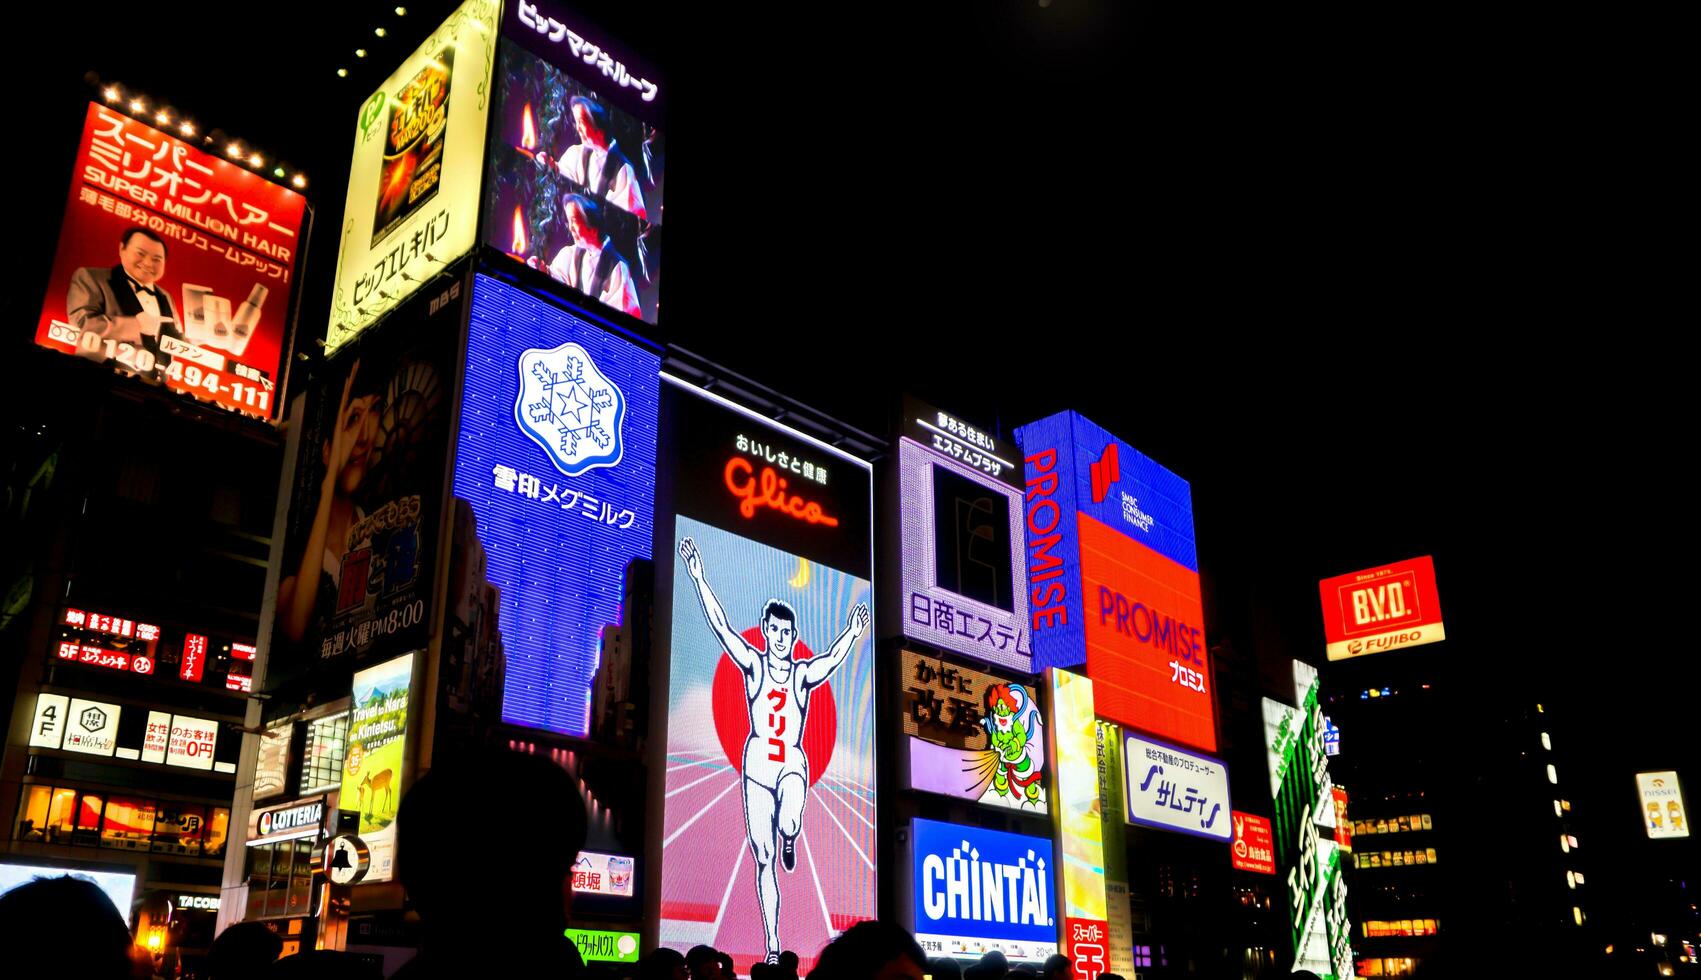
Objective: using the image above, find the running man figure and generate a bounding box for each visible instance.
[678,537,869,965]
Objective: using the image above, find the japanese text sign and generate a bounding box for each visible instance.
[1231,811,1277,875]
[1319,556,1445,661]
[327,0,497,351]
[900,650,1048,813]
[1015,411,1214,752]
[570,850,636,897]
[1123,733,1230,841]
[35,102,305,419]
[1637,771,1690,840]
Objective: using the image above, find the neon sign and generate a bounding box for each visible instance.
[180,634,208,683]
[724,457,839,526]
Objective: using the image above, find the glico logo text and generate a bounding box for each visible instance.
[1024,448,1069,632]
[724,458,839,527]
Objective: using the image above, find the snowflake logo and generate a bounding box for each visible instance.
[514,341,627,477]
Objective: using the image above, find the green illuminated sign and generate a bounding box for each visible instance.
[566,929,640,963]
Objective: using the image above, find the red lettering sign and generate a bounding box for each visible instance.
[1319,556,1445,661]
[181,634,207,683]
[1231,811,1277,874]
[723,457,839,527]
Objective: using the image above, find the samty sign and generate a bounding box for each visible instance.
[1319,556,1444,662]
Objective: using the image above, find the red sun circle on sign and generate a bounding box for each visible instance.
[710,626,837,785]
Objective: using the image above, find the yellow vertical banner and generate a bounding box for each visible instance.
[1046,669,1109,980]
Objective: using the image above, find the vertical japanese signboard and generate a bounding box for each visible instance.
[1014,411,1214,753]
[899,649,1047,813]
[1095,721,1135,977]
[1263,661,1355,979]
[1318,556,1445,661]
[327,0,498,351]
[450,274,659,736]
[341,653,416,883]
[1046,669,1107,980]
[35,102,305,419]
[487,0,666,323]
[895,400,1031,670]
[657,378,875,974]
[269,276,463,691]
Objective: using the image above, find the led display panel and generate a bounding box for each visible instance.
[897,400,1031,670]
[657,378,874,974]
[910,818,1057,963]
[269,276,462,690]
[35,102,305,419]
[488,0,665,323]
[1263,661,1354,979]
[900,649,1047,813]
[451,274,658,735]
[1014,412,1214,753]
[341,653,415,883]
[1318,556,1445,661]
[1,862,137,924]
[327,0,498,352]
[1047,669,1108,980]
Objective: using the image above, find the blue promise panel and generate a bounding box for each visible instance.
[454,274,659,735]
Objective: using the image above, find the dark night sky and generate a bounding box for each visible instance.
[16,0,1695,926]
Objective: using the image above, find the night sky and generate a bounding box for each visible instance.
[16,0,1694,941]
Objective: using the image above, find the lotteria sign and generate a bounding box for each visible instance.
[1014,411,1214,752]
[249,797,327,846]
[911,818,1057,963]
[1318,556,1444,661]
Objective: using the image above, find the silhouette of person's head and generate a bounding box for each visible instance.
[777,951,800,975]
[643,947,689,980]
[1040,953,1072,980]
[930,956,964,980]
[811,921,926,980]
[964,949,1008,980]
[1007,968,1037,980]
[210,921,285,978]
[396,747,587,975]
[719,951,736,979]
[687,945,724,980]
[269,949,382,980]
[0,874,133,979]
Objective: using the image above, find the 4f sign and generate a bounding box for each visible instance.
[1319,556,1445,661]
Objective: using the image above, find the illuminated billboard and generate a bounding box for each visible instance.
[327,0,498,352]
[341,653,416,883]
[657,378,875,974]
[35,102,306,419]
[29,694,234,773]
[1014,411,1214,753]
[1047,669,1108,980]
[1637,771,1690,840]
[899,649,1047,813]
[1263,660,1354,979]
[909,818,1057,963]
[269,275,463,690]
[1122,733,1230,841]
[1318,556,1445,661]
[450,274,658,735]
[896,401,1031,670]
[572,850,637,898]
[567,929,641,963]
[1094,721,1135,977]
[487,0,665,324]
[1,862,137,923]
[1231,812,1277,875]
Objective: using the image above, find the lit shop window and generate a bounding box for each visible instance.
[1357,958,1418,977]
[1568,834,1580,849]
[1547,764,1559,784]
[1573,906,1585,926]
[1354,848,1439,869]
[1362,919,1439,938]
[1541,732,1552,750]
[1566,871,1576,889]
[13,785,227,858]
[1554,800,1563,818]
[300,713,349,793]
[1560,834,1570,854]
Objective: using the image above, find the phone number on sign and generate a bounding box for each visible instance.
[46,321,272,415]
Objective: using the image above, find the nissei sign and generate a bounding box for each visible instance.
[1318,556,1445,661]
[911,818,1057,963]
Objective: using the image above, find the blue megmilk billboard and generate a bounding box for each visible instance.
[910,817,1058,963]
[450,274,659,736]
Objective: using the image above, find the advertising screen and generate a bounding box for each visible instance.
[910,818,1057,963]
[1047,669,1108,980]
[572,850,637,897]
[341,653,416,883]
[1014,412,1214,753]
[896,401,1031,670]
[1095,722,1135,977]
[567,929,641,963]
[1263,661,1354,980]
[1318,556,1445,661]
[1122,733,1231,841]
[269,276,463,691]
[900,650,1047,813]
[34,102,305,419]
[1,861,137,923]
[1231,812,1277,875]
[658,378,874,974]
[487,0,665,324]
[1637,771,1690,840]
[326,0,498,352]
[450,274,658,735]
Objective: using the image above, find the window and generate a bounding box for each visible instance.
[206,807,230,859]
[153,803,206,856]
[100,797,156,851]
[244,839,320,920]
[301,713,349,793]
[14,785,222,856]
[1547,764,1559,784]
